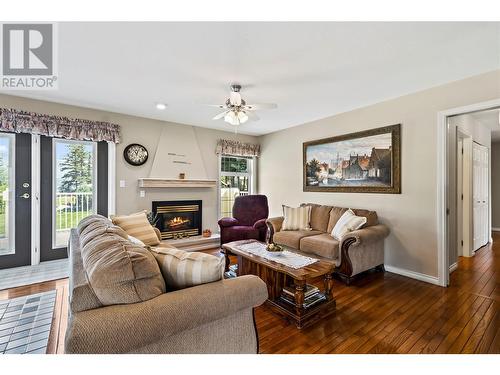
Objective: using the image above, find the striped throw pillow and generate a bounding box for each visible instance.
[150,247,224,290]
[331,209,367,240]
[282,205,312,231]
[111,211,160,246]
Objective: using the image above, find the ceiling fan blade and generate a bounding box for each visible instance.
[229,92,242,106]
[244,103,277,110]
[212,110,229,120]
[245,111,260,121]
[206,104,227,109]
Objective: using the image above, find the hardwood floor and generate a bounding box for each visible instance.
[1,233,499,354]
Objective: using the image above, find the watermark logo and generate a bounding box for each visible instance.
[1,23,58,90]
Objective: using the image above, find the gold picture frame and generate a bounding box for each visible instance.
[303,124,401,193]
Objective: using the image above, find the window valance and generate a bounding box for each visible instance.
[0,108,121,143]
[215,139,260,157]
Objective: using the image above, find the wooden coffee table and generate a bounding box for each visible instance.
[222,240,336,329]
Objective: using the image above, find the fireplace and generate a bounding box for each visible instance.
[152,200,202,239]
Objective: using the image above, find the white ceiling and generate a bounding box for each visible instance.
[470,108,500,141]
[4,22,500,136]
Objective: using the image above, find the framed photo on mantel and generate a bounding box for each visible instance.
[303,124,401,194]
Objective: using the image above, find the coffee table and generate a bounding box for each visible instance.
[222,240,336,329]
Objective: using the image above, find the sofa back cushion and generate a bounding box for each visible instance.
[352,209,379,227]
[300,203,332,232]
[78,215,166,306]
[111,211,160,246]
[150,247,224,290]
[327,207,379,233]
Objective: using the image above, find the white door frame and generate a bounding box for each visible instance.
[437,98,500,287]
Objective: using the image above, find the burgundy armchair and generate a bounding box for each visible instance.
[218,195,269,246]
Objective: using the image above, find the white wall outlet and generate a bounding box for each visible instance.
[139,190,145,198]
[119,180,126,188]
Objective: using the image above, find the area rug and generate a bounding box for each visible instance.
[0,290,56,354]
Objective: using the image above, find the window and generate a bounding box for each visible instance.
[219,155,254,218]
[53,139,97,248]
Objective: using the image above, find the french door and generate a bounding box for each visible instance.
[0,132,108,269]
[473,142,489,251]
[0,132,32,269]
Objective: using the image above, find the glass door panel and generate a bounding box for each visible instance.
[53,139,97,248]
[0,132,31,270]
[0,134,15,256]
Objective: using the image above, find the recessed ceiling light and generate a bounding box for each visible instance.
[156,103,167,110]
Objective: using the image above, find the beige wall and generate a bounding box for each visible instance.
[258,70,500,279]
[0,94,258,232]
[492,141,500,229]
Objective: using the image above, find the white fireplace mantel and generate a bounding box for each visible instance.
[138,178,217,188]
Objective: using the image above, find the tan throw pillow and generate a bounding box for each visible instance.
[112,211,160,246]
[150,247,224,290]
[331,209,367,240]
[81,235,166,306]
[282,205,312,231]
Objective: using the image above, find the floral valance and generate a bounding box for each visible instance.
[216,139,260,157]
[0,108,121,143]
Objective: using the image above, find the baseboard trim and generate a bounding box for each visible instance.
[385,265,440,286]
[449,262,458,273]
[492,227,500,232]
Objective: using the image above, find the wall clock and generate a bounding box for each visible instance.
[123,143,148,166]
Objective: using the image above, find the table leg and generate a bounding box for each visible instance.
[294,280,306,312]
[324,273,334,300]
[221,248,231,272]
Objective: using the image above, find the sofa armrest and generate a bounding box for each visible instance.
[218,217,239,227]
[253,218,267,230]
[265,216,284,243]
[65,275,268,354]
[337,224,390,279]
[341,224,390,248]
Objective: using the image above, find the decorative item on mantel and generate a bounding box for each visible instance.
[179,173,186,179]
[202,229,212,238]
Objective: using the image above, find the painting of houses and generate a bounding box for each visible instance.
[303,124,401,193]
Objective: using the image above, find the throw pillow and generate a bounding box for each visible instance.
[331,209,367,240]
[111,211,160,246]
[282,205,312,231]
[150,247,224,290]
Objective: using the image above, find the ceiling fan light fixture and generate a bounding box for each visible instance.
[155,103,167,110]
[224,110,239,125]
[238,111,248,124]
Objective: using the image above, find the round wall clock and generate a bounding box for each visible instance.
[123,143,148,166]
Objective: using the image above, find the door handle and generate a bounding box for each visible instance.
[19,193,30,199]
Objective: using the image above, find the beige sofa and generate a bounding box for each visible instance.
[266,204,390,284]
[65,216,268,354]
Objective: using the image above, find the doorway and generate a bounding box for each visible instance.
[438,99,500,286]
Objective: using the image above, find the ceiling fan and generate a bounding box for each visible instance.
[208,84,277,127]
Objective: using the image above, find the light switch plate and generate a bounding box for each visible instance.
[119,180,126,188]
[139,190,145,198]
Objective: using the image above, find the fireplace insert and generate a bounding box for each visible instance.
[152,200,202,239]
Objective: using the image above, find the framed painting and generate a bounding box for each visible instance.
[303,124,401,193]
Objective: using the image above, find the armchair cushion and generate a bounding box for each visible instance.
[218,217,239,227]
